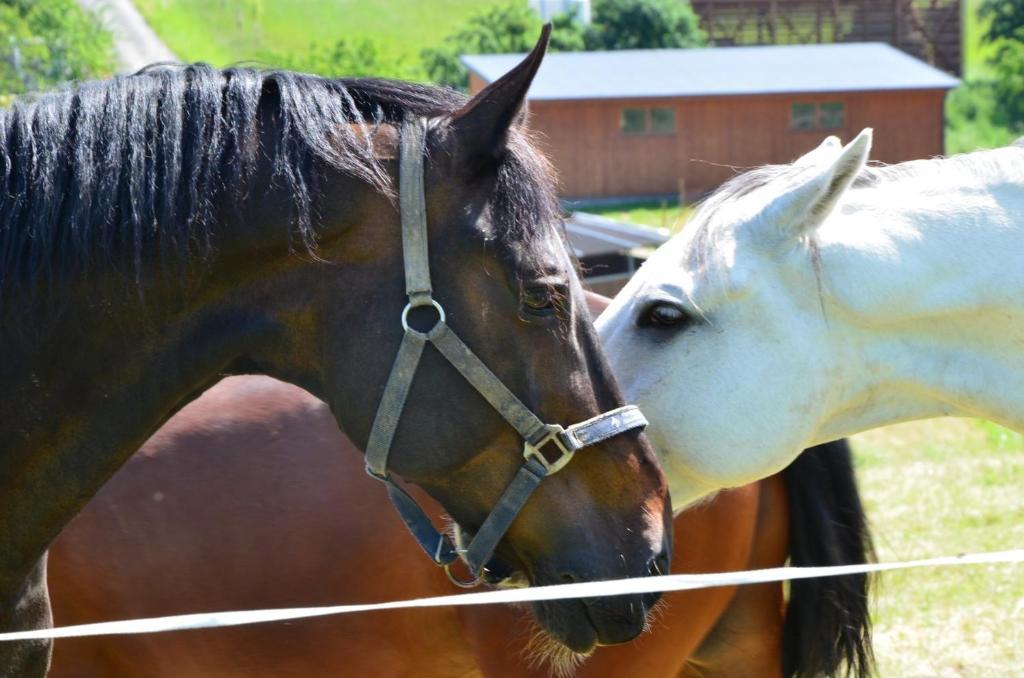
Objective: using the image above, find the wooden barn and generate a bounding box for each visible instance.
[463,43,958,201]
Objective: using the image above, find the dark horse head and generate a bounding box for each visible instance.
[0,30,670,672]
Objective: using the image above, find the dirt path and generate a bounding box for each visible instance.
[78,0,178,73]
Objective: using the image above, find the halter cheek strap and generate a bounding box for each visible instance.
[364,118,649,586]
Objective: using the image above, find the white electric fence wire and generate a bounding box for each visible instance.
[2,548,1022,641]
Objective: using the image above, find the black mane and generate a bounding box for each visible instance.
[0,64,559,298]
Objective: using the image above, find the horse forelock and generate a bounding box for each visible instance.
[0,65,559,305]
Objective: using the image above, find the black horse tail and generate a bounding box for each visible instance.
[782,439,875,678]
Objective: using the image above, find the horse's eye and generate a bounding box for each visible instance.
[641,302,688,328]
[522,286,556,315]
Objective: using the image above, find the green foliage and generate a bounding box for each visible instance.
[945,0,1020,152]
[0,0,114,98]
[584,0,706,50]
[988,47,1024,131]
[422,1,584,88]
[422,0,705,90]
[945,78,1020,153]
[266,38,422,80]
[978,0,1024,132]
[980,0,1024,43]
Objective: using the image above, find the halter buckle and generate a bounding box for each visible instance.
[523,424,574,475]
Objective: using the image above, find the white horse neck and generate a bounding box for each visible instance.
[815,145,1024,440]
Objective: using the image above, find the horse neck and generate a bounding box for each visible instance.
[815,147,1024,440]
[0,214,335,592]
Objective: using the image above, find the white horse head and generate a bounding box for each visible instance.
[599,130,1024,508]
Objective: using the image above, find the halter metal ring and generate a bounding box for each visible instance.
[401,298,446,336]
[523,424,574,475]
[444,561,484,589]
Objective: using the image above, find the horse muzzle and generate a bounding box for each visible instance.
[526,538,670,652]
[532,592,652,653]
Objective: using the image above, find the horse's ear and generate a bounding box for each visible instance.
[446,24,551,170]
[767,128,872,242]
[794,135,842,167]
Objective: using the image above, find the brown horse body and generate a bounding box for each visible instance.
[48,374,868,677]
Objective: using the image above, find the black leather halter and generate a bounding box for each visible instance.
[364,118,649,588]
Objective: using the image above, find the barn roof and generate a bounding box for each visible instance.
[565,211,668,259]
[461,42,960,100]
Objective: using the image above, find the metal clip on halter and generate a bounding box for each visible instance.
[401,298,445,337]
[523,424,574,475]
[362,117,649,588]
[443,561,485,589]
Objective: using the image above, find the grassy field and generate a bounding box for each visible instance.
[850,418,1024,675]
[132,0,504,69]
[582,199,694,233]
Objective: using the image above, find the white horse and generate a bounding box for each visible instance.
[598,129,1024,508]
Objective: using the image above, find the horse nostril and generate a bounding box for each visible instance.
[648,551,669,577]
[560,571,579,584]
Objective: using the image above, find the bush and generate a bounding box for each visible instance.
[0,0,115,97]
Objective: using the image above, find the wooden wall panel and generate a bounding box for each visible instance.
[526,89,948,200]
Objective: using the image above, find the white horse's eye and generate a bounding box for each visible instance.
[640,302,688,329]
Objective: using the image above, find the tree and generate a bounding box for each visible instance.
[979,0,1024,132]
[585,0,705,51]
[422,1,584,89]
[0,0,115,98]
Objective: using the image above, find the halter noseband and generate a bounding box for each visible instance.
[364,118,649,588]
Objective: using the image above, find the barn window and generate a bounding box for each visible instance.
[791,102,846,131]
[621,107,676,135]
[650,108,676,134]
[791,104,817,130]
[819,102,845,129]
[621,108,647,134]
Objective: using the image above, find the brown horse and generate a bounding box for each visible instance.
[0,30,672,673]
[47,306,871,677]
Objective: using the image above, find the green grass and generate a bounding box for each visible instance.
[582,199,694,233]
[132,0,505,69]
[850,418,1024,675]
